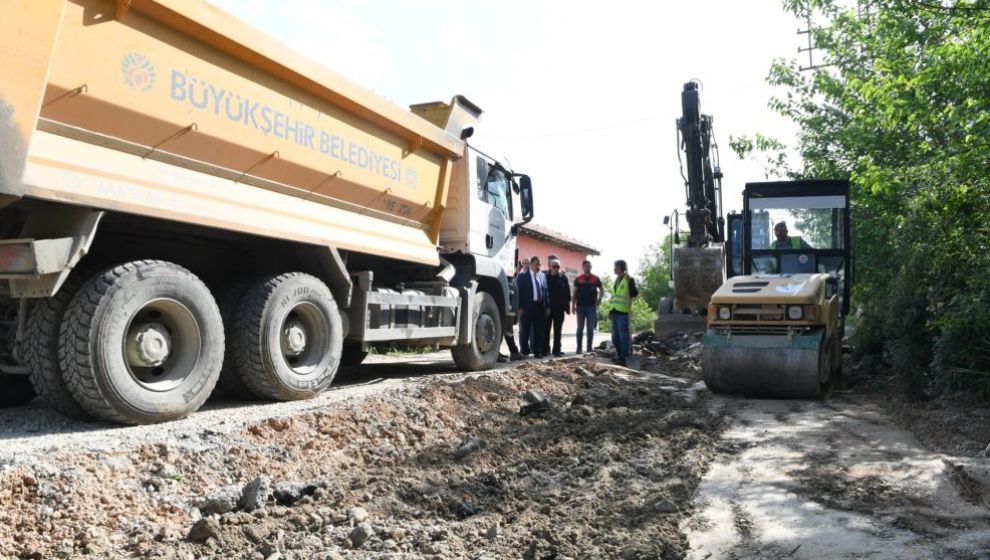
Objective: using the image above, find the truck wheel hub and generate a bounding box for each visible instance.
[282,320,308,356]
[475,314,496,353]
[127,324,172,367]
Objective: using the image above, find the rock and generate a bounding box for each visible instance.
[455,500,478,519]
[349,523,374,548]
[243,524,270,544]
[569,403,595,418]
[520,400,550,416]
[654,499,678,514]
[240,476,272,512]
[187,518,221,542]
[265,554,282,560]
[575,387,610,404]
[485,525,499,541]
[200,485,241,515]
[454,437,486,460]
[273,481,319,505]
[523,389,547,404]
[347,506,369,524]
[575,366,594,377]
[520,390,551,416]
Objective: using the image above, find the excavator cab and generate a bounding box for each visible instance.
[703,180,851,399]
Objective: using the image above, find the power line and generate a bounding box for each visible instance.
[479,116,661,140]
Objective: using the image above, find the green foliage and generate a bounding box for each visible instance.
[637,237,674,312]
[597,275,655,333]
[741,0,990,397]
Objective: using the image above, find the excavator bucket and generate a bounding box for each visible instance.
[702,330,831,399]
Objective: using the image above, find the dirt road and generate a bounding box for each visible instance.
[684,397,990,560]
[1,344,989,559]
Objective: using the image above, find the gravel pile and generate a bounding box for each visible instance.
[0,357,723,559]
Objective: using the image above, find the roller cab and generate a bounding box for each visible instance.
[703,180,851,399]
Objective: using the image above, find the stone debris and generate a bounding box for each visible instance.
[453,436,486,460]
[239,476,272,512]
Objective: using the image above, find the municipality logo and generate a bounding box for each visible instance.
[121,52,156,92]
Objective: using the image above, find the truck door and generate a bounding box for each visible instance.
[471,153,515,273]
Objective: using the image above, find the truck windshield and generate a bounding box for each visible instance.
[484,164,512,220]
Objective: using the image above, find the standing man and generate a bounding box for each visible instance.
[544,259,571,357]
[572,260,604,353]
[514,256,548,358]
[608,259,638,366]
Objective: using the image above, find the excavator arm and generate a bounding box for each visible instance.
[678,82,724,246]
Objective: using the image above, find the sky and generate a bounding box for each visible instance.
[210,0,802,274]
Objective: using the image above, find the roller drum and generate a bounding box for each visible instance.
[702,330,832,399]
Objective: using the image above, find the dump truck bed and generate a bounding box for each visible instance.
[1,0,463,264]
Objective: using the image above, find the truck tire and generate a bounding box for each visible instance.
[451,291,501,371]
[212,280,256,400]
[0,376,36,407]
[23,268,92,419]
[231,273,342,401]
[59,261,224,425]
[340,343,368,366]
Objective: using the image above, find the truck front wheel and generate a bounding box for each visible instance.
[231,273,342,401]
[451,292,501,371]
[59,261,224,424]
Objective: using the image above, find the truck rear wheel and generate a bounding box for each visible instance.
[451,292,501,371]
[0,376,36,407]
[231,273,342,401]
[24,268,92,419]
[60,261,224,424]
[212,280,256,400]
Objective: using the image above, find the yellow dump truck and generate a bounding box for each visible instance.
[0,0,534,424]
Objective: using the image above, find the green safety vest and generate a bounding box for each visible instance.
[775,236,802,249]
[610,276,631,313]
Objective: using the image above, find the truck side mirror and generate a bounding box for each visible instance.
[518,175,534,223]
[663,216,670,226]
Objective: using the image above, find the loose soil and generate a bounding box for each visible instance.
[0,359,723,560]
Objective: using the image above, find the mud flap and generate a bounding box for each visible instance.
[702,329,828,399]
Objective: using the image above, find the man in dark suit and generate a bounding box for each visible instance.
[514,256,547,358]
[544,259,571,357]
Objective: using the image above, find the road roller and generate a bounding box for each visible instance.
[702,180,851,399]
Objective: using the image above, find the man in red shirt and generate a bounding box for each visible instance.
[571,260,604,353]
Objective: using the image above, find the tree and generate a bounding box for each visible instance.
[637,236,674,312]
[736,0,990,397]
